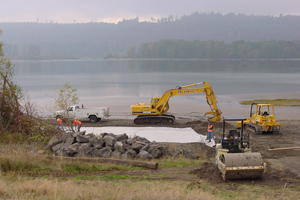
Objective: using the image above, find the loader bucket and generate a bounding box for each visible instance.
[219,152,264,180]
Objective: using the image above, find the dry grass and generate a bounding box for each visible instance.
[0,176,299,200]
[1,144,300,199]
[0,177,217,200]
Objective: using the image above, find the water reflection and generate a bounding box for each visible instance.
[13,59,300,108]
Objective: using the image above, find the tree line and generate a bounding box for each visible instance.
[135,40,300,59]
[1,12,300,59]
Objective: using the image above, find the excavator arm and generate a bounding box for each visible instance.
[131,82,222,124]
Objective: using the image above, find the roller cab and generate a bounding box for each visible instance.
[215,116,265,180]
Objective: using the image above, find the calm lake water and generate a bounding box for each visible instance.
[13,59,300,113]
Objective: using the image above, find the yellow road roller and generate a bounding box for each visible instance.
[215,116,265,180]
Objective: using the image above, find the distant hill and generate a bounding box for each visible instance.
[1,12,300,59]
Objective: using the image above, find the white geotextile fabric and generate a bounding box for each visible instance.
[80,126,215,147]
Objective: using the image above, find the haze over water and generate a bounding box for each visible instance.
[13,59,300,115]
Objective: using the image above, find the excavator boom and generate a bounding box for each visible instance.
[131,82,222,124]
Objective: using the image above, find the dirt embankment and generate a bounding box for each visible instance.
[75,118,300,186]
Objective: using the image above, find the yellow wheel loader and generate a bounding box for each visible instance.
[130,82,222,124]
[237,102,281,134]
[215,116,265,180]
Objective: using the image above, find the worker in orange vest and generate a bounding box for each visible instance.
[207,122,214,142]
[73,119,82,132]
[56,118,63,130]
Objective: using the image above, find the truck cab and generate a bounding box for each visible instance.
[66,105,81,118]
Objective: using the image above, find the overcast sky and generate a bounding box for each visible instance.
[1,0,300,23]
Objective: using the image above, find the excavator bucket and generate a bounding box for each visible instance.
[218,152,264,180]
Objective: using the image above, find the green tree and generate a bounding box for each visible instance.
[0,30,57,144]
[55,82,79,111]
[0,29,23,132]
[54,82,79,131]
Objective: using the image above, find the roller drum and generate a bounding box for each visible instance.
[221,152,264,180]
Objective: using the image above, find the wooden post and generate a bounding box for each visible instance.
[268,147,300,151]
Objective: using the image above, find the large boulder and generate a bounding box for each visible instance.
[116,133,128,141]
[138,150,153,160]
[76,135,89,143]
[103,135,116,147]
[89,136,103,148]
[114,141,125,153]
[52,143,63,152]
[121,149,137,159]
[67,143,81,155]
[97,147,112,158]
[77,143,93,156]
[45,135,62,150]
[132,142,144,151]
[148,146,163,158]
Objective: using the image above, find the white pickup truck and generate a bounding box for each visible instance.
[54,105,109,123]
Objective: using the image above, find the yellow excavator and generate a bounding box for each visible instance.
[237,102,281,134]
[130,82,222,124]
[215,116,265,180]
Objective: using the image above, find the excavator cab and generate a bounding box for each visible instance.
[151,97,169,113]
[151,97,159,108]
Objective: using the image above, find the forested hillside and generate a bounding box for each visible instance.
[1,12,300,59]
[138,40,300,59]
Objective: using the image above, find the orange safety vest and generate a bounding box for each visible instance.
[57,119,62,125]
[73,120,82,126]
[208,124,213,132]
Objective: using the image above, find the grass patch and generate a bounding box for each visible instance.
[73,174,133,181]
[158,157,204,168]
[63,162,137,172]
[240,99,300,106]
[0,158,41,173]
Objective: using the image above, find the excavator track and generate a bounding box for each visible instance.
[245,123,280,134]
[272,126,281,134]
[134,114,175,125]
[245,123,264,134]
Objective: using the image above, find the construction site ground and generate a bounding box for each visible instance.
[79,118,300,187]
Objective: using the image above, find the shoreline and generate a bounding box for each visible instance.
[37,92,300,121]
[90,92,300,121]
